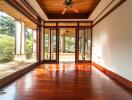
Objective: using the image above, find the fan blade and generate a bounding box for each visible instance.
[71,8,79,13]
[61,8,67,15]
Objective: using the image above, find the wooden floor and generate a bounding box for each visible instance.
[0,63,132,100]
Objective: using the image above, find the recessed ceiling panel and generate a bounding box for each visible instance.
[37,0,101,19]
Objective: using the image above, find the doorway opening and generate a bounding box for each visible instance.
[59,28,76,62]
[43,21,92,63]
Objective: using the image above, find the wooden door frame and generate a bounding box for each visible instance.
[42,27,92,63]
[42,28,59,63]
[76,28,92,63]
[42,22,92,63]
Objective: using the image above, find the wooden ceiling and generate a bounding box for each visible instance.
[37,0,101,19]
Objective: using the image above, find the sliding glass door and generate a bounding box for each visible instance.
[43,28,92,63]
[76,28,92,62]
[44,28,58,63]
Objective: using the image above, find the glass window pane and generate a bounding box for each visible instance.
[44,28,57,60]
[85,29,91,60]
[25,28,33,60]
[45,23,56,26]
[44,28,50,60]
[78,29,91,61]
[58,22,77,26]
[0,14,15,63]
[79,22,91,26]
[79,30,85,60]
[51,29,56,60]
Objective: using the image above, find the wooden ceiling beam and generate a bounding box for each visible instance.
[5,0,39,24]
[47,13,89,19]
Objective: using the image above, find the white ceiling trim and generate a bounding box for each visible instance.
[93,0,121,24]
[26,0,48,21]
[88,0,123,24]
[88,0,114,20]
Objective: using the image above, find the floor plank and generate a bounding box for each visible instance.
[0,63,132,100]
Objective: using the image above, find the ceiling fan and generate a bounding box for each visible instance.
[62,0,77,15]
[51,0,85,15]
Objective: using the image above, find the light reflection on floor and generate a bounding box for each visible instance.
[0,63,132,100]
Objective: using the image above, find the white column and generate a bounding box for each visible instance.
[32,30,37,60]
[15,20,25,61]
[21,22,25,55]
[15,21,21,55]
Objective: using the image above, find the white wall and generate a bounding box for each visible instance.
[92,0,132,81]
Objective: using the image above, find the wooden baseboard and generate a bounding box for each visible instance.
[92,62,132,89]
[0,62,40,89]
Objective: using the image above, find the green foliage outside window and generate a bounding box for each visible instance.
[0,12,33,63]
[25,29,33,59]
[0,14,15,63]
[65,37,75,53]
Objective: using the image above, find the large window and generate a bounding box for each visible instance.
[25,27,37,62]
[0,11,37,79]
[0,11,15,64]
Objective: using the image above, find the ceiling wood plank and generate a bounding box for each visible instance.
[37,0,100,19]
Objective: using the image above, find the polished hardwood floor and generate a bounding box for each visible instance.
[0,63,132,100]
